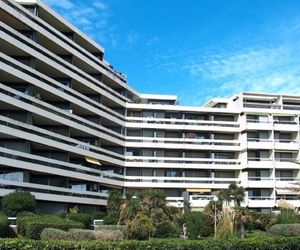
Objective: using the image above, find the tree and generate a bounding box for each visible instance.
[218,183,245,206]
[234,207,251,239]
[127,213,155,240]
[2,191,36,216]
[139,189,166,215]
[186,212,205,239]
[106,190,122,217]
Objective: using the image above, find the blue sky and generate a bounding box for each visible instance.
[44,0,300,106]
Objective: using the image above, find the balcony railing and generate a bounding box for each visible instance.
[247,157,272,162]
[125,156,240,165]
[126,137,240,146]
[275,177,298,181]
[247,138,272,142]
[248,196,273,200]
[275,158,298,162]
[246,119,270,123]
[248,177,272,181]
[126,117,239,127]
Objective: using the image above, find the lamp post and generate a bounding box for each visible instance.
[213,196,219,239]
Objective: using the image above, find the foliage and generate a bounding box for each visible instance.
[253,212,277,231]
[234,207,252,239]
[67,213,92,229]
[69,205,80,214]
[40,228,70,240]
[103,215,119,225]
[0,213,8,237]
[218,183,245,206]
[2,191,36,216]
[139,189,167,215]
[127,213,155,240]
[106,190,123,217]
[203,200,223,226]
[3,236,300,249]
[92,211,106,220]
[17,215,83,239]
[40,228,123,241]
[186,212,207,239]
[216,202,234,239]
[96,225,126,233]
[268,224,300,237]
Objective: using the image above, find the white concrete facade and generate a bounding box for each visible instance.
[0,0,299,212]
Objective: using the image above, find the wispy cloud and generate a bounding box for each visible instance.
[179,45,300,105]
[44,0,115,45]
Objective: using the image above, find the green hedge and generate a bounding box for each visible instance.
[1,236,300,249]
[41,228,123,241]
[17,215,83,239]
[269,224,300,237]
[67,213,92,229]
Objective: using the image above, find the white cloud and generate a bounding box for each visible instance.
[44,0,74,10]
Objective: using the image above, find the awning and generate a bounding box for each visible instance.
[186,188,211,193]
[244,112,269,115]
[85,156,101,166]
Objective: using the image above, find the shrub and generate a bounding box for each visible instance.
[93,229,123,240]
[103,215,118,225]
[2,191,36,216]
[277,209,299,224]
[40,228,70,240]
[96,225,126,232]
[127,213,155,240]
[17,215,83,239]
[154,221,180,238]
[93,211,106,220]
[269,224,300,237]
[67,213,92,229]
[2,236,300,249]
[252,212,277,231]
[0,213,8,237]
[186,211,207,239]
[68,229,95,240]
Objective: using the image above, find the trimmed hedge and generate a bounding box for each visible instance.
[41,228,123,241]
[269,224,300,237]
[1,236,300,249]
[17,215,83,239]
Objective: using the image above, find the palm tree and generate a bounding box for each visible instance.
[139,189,167,215]
[228,183,245,206]
[234,207,251,239]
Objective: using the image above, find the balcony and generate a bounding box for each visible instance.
[275,177,298,189]
[126,117,240,132]
[247,138,273,149]
[124,176,238,188]
[274,139,299,150]
[248,177,274,188]
[190,195,215,208]
[275,158,299,169]
[246,120,272,130]
[247,158,274,168]
[273,121,298,132]
[125,156,241,169]
[247,196,275,208]
[125,137,240,151]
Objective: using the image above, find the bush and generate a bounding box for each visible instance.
[93,229,123,240]
[40,228,70,240]
[252,212,277,231]
[2,191,36,216]
[103,215,118,225]
[127,213,155,240]
[67,213,92,229]
[93,211,106,220]
[154,221,180,238]
[96,225,126,232]
[277,209,299,224]
[41,228,123,241]
[17,215,83,239]
[269,224,300,237]
[186,211,206,239]
[2,235,300,249]
[0,213,8,237]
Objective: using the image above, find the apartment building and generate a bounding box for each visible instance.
[0,0,300,213]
